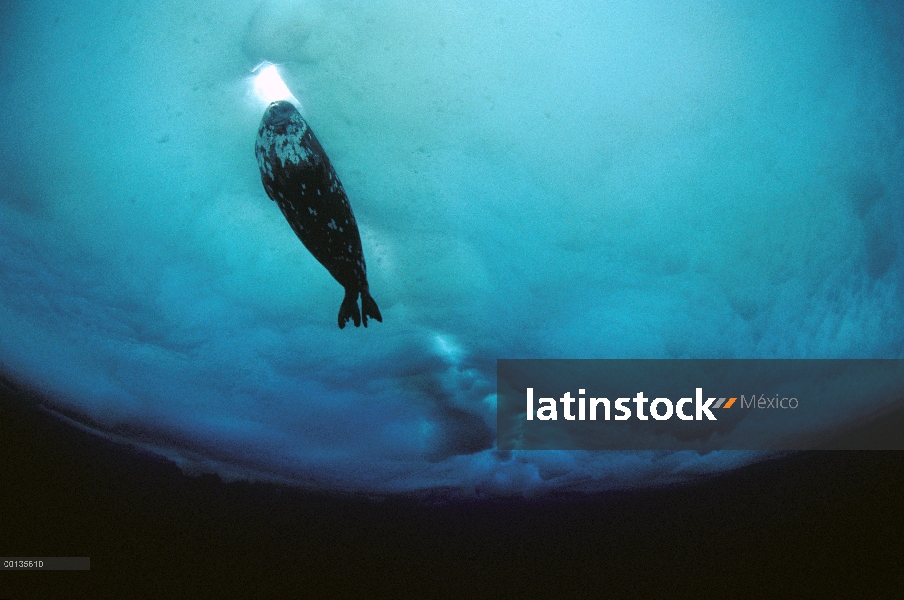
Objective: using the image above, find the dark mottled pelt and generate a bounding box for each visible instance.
[255,100,381,329]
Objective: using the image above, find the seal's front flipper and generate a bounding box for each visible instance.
[361,291,382,328]
[338,288,361,329]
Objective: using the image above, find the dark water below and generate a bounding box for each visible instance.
[2,383,902,597]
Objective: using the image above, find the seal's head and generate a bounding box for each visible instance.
[262,100,299,128]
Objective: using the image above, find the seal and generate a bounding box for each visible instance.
[255,100,382,328]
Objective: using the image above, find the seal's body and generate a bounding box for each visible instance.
[255,100,381,328]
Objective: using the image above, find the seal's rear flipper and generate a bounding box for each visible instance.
[361,291,382,328]
[338,289,361,329]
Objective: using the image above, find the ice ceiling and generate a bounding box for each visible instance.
[0,0,902,495]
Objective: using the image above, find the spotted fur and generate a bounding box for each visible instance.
[255,101,382,329]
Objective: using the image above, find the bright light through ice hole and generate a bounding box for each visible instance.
[253,62,297,105]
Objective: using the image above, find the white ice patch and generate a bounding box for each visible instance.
[251,62,299,107]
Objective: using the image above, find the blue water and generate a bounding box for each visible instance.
[0,0,902,496]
